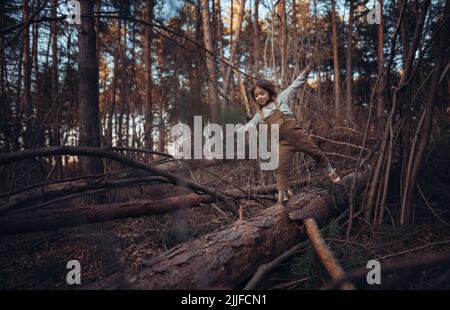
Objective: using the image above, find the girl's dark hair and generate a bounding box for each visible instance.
[250,80,278,102]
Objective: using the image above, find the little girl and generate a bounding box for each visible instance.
[240,64,341,204]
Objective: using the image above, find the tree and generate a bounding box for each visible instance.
[278,0,288,88]
[376,0,384,119]
[78,0,104,191]
[331,0,342,120]
[51,0,62,177]
[252,0,261,76]
[144,0,155,157]
[345,0,354,124]
[224,0,246,97]
[22,0,31,148]
[200,0,219,123]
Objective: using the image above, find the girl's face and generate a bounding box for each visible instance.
[254,86,271,106]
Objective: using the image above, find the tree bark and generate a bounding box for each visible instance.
[223,0,246,96]
[51,0,63,178]
[78,1,104,183]
[215,0,226,79]
[200,0,219,123]
[144,0,154,157]
[304,218,355,290]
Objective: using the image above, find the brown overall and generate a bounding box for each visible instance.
[260,107,330,190]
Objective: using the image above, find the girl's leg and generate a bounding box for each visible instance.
[277,140,295,191]
[287,127,329,168]
[287,127,341,183]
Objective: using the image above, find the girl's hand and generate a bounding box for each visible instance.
[303,63,312,77]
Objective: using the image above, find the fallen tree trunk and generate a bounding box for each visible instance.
[1,176,170,214]
[0,146,237,215]
[85,168,370,289]
[0,193,215,236]
[303,218,355,290]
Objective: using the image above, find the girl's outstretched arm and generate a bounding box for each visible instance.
[234,113,261,134]
[277,64,312,105]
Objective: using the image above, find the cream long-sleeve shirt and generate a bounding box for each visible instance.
[237,70,308,132]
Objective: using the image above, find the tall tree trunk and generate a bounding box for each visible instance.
[51,0,63,178]
[31,3,43,149]
[95,0,100,68]
[252,0,261,77]
[78,0,104,194]
[215,0,226,80]
[291,0,298,81]
[314,0,322,97]
[399,0,409,66]
[331,0,342,121]
[223,0,246,97]
[144,0,154,157]
[0,0,11,152]
[107,19,121,146]
[158,99,165,154]
[130,29,138,149]
[200,0,219,123]
[22,0,32,148]
[116,21,127,147]
[278,0,288,88]
[14,45,23,151]
[376,0,384,119]
[345,0,354,124]
[0,0,5,96]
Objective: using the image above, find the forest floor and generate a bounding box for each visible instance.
[1,133,449,290]
[1,159,449,290]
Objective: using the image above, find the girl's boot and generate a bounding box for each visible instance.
[277,190,292,204]
[323,164,341,183]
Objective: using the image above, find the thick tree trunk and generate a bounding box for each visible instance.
[144,0,154,157]
[0,193,215,236]
[78,0,104,180]
[51,0,63,178]
[215,0,226,79]
[85,169,370,289]
[225,0,245,84]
